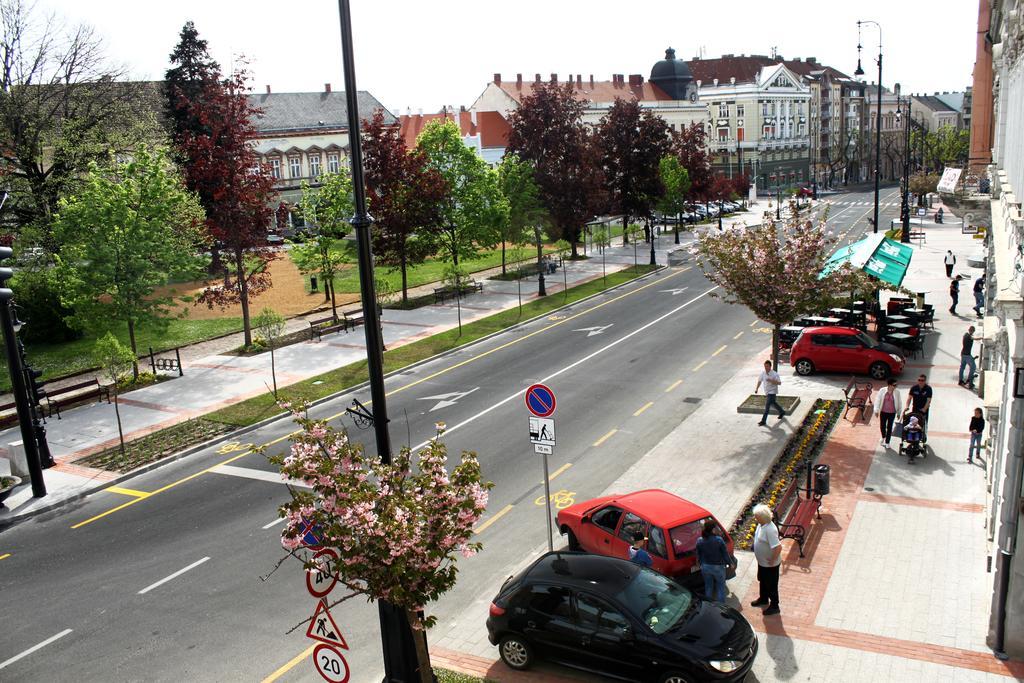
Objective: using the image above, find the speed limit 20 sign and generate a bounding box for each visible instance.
[313,643,350,683]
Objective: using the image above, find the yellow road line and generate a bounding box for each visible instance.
[106,486,151,499]
[474,504,514,535]
[76,268,697,529]
[0,553,10,561]
[633,402,654,417]
[593,429,618,447]
[665,379,683,393]
[548,463,572,481]
[692,360,708,372]
[733,331,744,340]
[261,643,316,683]
[712,345,727,357]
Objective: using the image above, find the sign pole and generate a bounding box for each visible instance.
[541,449,553,552]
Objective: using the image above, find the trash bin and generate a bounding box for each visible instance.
[310,275,318,292]
[814,464,830,496]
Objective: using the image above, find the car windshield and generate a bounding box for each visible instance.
[855,331,877,348]
[615,567,694,635]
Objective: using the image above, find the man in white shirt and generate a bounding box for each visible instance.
[755,359,785,426]
[751,503,783,615]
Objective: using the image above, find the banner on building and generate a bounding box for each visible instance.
[936,167,963,194]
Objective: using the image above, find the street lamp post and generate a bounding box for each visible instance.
[855,19,883,233]
[775,182,781,220]
[336,1,421,680]
[895,86,913,243]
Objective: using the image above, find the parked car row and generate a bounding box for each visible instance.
[655,202,744,225]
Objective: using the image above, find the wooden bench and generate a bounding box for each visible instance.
[0,401,19,429]
[45,379,111,419]
[843,378,874,422]
[433,280,483,304]
[774,478,822,559]
[341,308,365,332]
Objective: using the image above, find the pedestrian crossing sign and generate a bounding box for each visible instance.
[306,599,349,649]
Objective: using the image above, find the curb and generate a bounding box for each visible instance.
[0,264,670,528]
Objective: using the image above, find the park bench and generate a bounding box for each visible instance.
[773,474,823,559]
[45,379,111,419]
[0,401,19,429]
[433,280,483,304]
[309,315,345,342]
[843,378,874,422]
[341,308,365,332]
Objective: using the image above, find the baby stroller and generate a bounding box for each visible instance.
[898,412,928,463]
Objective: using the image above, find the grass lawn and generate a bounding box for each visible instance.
[3,318,243,392]
[206,265,659,427]
[435,669,492,683]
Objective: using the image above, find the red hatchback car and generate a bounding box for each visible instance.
[555,489,735,586]
[790,326,905,380]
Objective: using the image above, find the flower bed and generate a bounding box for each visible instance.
[729,398,843,550]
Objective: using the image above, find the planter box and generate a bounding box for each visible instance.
[736,394,801,415]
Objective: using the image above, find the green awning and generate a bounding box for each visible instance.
[821,234,913,287]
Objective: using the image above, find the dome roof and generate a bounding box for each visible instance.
[651,47,692,87]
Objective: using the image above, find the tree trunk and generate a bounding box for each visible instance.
[237,250,252,347]
[127,319,139,380]
[329,281,338,322]
[400,252,409,304]
[270,345,277,398]
[674,212,680,244]
[501,241,507,275]
[622,214,629,246]
[406,608,434,683]
[771,323,781,371]
[113,387,126,457]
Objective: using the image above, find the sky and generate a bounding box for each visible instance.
[39,0,979,113]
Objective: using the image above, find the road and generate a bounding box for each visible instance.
[0,187,901,682]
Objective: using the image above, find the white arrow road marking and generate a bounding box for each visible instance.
[418,387,480,412]
[0,629,73,670]
[572,325,613,337]
[659,287,689,296]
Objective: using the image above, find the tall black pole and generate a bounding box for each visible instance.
[336,2,420,681]
[872,47,882,233]
[0,295,45,497]
[900,96,912,243]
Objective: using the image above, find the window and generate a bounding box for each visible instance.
[327,153,340,174]
[617,512,648,544]
[834,334,862,349]
[718,102,729,118]
[797,102,804,115]
[668,516,716,558]
[798,123,805,136]
[717,128,729,142]
[522,585,572,620]
[737,128,745,142]
[736,104,744,118]
[309,153,322,178]
[289,155,302,178]
[575,593,629,635]
[763,125,774,138]
[647,526,668,559]
[270,158,281,179]
[811,334,836,347]
[591,506,623,533]
[762,102,769,116]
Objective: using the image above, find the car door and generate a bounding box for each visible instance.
[615,511,649,562]
[831,333,864,372]
[809,333,840,372]
[573,591,648,680]
[579,506,623,554]
[516,584,580,661]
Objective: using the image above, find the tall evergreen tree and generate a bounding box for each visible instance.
[164,21,220,149]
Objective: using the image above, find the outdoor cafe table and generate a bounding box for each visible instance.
[829,307,855,318]
[887,322,912,331]
[885,332,913,348]
[887,314,910,323]
[904,308,928,323]
[805,316,842,326]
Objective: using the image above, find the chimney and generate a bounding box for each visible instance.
[325,83,332,93]
[628,74,642,86]
[516,73,522,88]
[535,73,541,84]
[589,74,594,87]
[265,85,271,94]
[577,74,582,88]
[550,73,558,83]
[493,73,501,85]
[807,56,817,63]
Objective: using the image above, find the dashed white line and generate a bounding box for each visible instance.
[0,629,73,670]
[138,557,210,595]
[262,517,287,530]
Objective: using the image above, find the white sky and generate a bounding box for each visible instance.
[40,0,978,113]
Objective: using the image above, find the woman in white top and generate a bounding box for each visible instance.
[750,504,782,615]
[873,378,903,448]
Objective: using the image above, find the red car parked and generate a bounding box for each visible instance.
[790,326,905,380]
[555,489,735,586]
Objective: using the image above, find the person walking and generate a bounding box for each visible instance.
[973,275,985,317]
[949,275,962,315]
[696,520,731,603]
[968,407,985,463]
[750,504,782,616]
[874,378,902,448]
[755,360,785,426]
[908,374,933,424]
[944,250,956,278]
[959,325,980,387]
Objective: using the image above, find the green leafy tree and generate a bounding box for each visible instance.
[416,120,506,266]
[53,147,206,376]
[295,172,353,320]
[93,333,136,457]
[496,154,546,274]
[253,307,287,398]
[657,156,691,244]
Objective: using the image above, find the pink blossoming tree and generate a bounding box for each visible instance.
[271,414,491,682]
[695,204,873,369]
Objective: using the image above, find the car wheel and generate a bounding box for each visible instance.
[869,362,890,380]
[794,359,814,376]
[499,635,533,670]
[565,528,581,551]
[660,672,693,683]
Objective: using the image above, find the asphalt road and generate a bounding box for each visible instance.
[0,187,902,683]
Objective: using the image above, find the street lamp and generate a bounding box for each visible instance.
[855,19,883,233]
[895,85,912,243]
[775,182,781,220]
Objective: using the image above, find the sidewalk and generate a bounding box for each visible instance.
[431,201,1024,680]
[0,202,777,523]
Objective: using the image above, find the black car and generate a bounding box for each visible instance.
[486,552,757,682]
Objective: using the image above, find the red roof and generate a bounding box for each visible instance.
[398,109,511,150]
[686,55,847,85]
[494,76,672,104]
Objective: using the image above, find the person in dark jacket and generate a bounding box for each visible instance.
[949,276,962,315]
[969,407,985,463]
[696,520,732,602]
